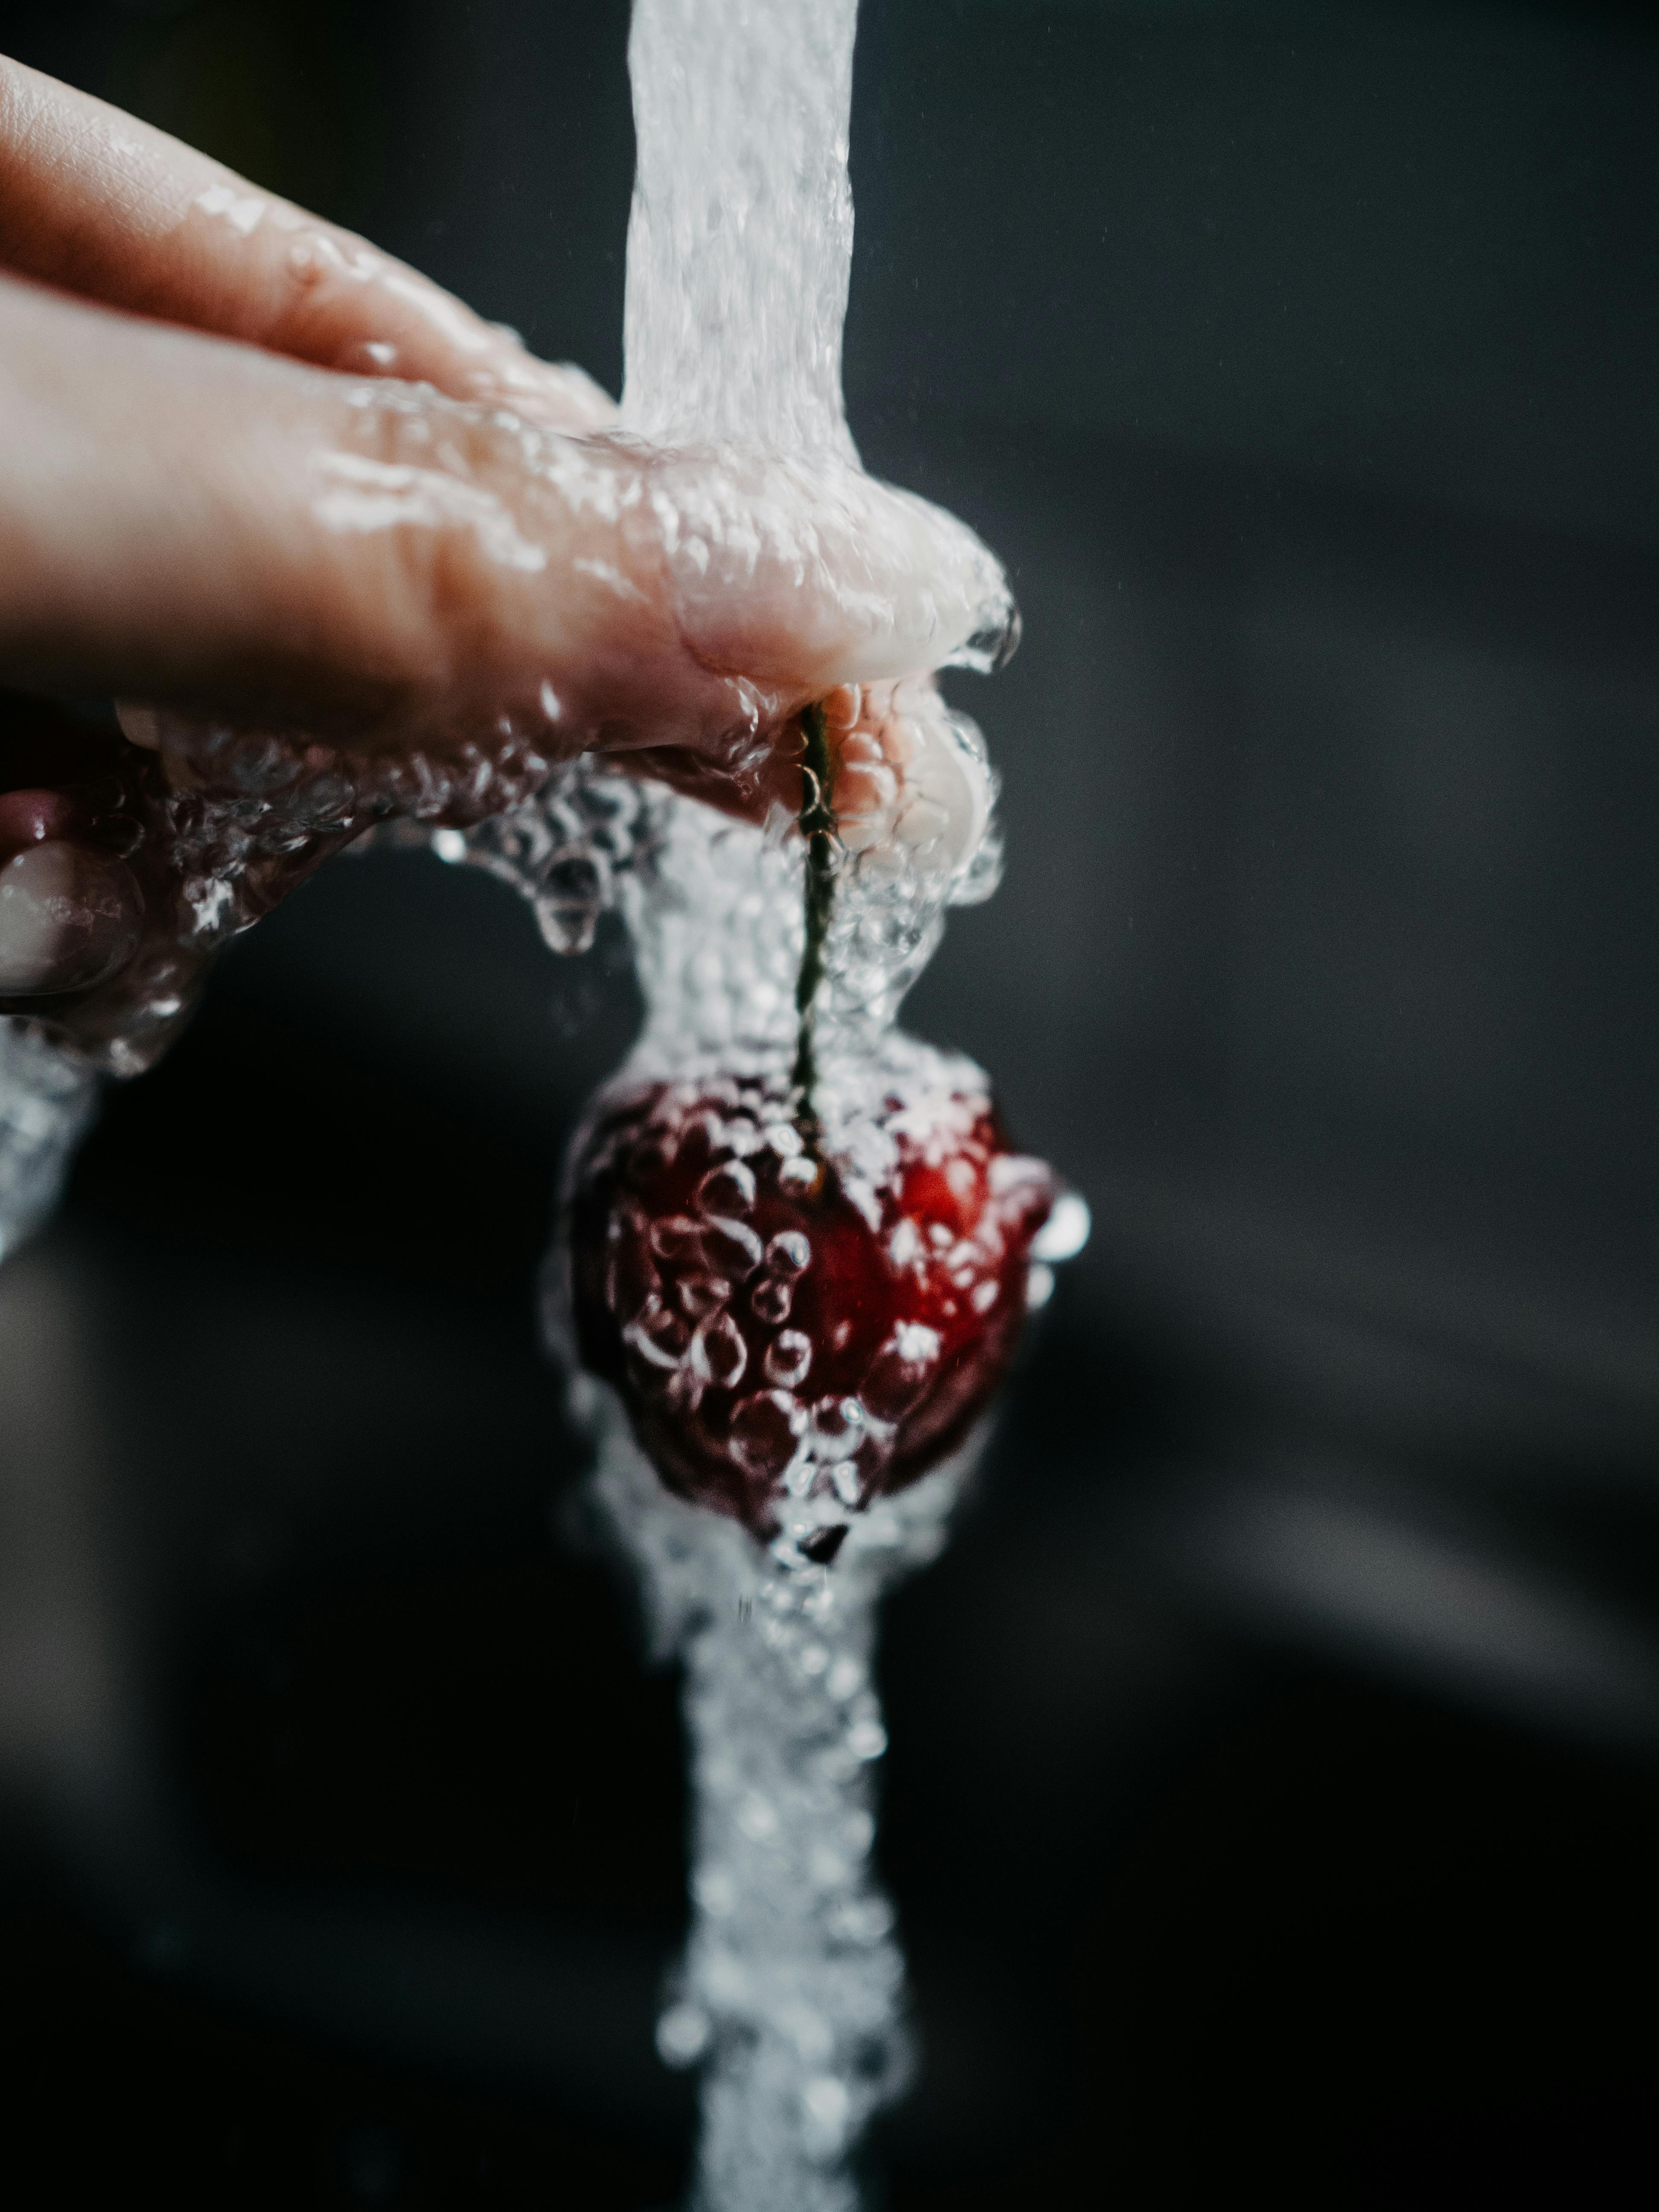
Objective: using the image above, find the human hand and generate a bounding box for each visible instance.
[0,57,1013,1054]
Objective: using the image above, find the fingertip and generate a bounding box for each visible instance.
[115,701,163,750]
[650,450,1016,694]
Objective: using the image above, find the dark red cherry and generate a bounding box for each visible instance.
[565,1066,1056,1548]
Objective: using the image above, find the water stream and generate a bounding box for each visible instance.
[0,9,1067,2203]
[521,6,1043,2205]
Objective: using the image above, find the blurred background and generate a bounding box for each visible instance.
[2,0,1657,2203]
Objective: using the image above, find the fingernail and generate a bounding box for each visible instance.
[0,843,145,995]
[115,702,163,751]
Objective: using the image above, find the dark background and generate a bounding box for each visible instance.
[2,1,1657,2204]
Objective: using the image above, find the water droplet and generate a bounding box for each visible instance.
[677,1272,731,1321]
[1031,1188,1091,1263]
[847,1717,888,1762]
[624,1296,689,1369]
[861,1322,940,1420]
[751,1275,793,1324]
[887,1218,922,1271]
[766,1229,812,1275]
[649,1214,704,1266]
[704,1216,765,1277]
[763,1330,812,1388]
[690,1311,748,1390]
[728,1389,808,1478]
[697,1159,756,1215]
[809,1397,865,1462]
[802,2075,850,2152]
[657,2003,711,2067]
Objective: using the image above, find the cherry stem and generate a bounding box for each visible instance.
[792,701,837,1126]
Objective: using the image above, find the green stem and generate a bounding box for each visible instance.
[792,701,837,1124]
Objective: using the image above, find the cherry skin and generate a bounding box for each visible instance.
[566,1064,1056,1552]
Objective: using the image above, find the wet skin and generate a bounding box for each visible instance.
[0,57,1014,1038]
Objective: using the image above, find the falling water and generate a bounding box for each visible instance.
[0,1020,98,1263]
[531,5,1019,2207]
[623,0,859,461]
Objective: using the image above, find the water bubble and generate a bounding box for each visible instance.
[697,1159,757,1215]
[861,1323,940,1421]
[704,1216,765,1278]
[763,1330,813,1388]
[766,1229,812,1275]
[846,1718,888,1763]
[657,2003,712,2066]
[649,1214,705,1266]
[829,1460,863,1508]
[677,1272,732,1321]
[810,1397,865,1461]
[750,1275,794,1324]
[624,1296,690,1370]
[728,1389,808,1479]
[1031,1187,1091,1263]
[691,1311,748,1390]
[801,2075,850,2157]
[887,1218,923,1271]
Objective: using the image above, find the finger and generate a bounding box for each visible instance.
[0,274,641,733]
[0,53,613,432]
[641,445,1019,694]
[0,278,1013,823]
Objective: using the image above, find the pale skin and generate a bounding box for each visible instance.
[0,56,1012,1008]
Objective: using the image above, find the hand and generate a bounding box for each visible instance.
[0,57,1013,1051]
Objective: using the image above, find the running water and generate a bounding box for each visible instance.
[622,0,859,462]
[493,5,1053,2208]
[0,1021,98,1263]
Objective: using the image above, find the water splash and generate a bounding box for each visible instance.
[504,6,1059,2208]
[588,1416,961,2212]
[0,1021,99,1263]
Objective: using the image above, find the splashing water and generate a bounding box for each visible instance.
[0,1020,98,1262]
[482,5,1060,2208]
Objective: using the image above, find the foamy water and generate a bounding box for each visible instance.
[511,6,1044,2208]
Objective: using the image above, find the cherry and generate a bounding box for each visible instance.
[566,1062,1057,1551]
